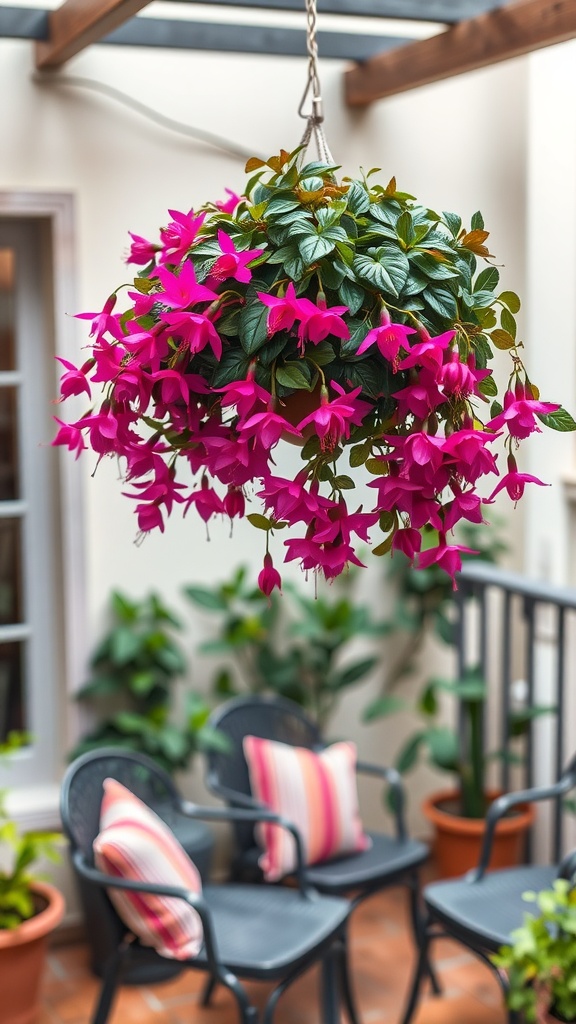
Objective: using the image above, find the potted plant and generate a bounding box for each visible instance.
[388,667,553,877]
[492,878,576,1023]
[52,149,575,592]
[184,563,386,730]
[0,733,64,1024]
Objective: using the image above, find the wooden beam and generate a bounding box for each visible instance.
[345,0,576,106]
[167,0,503,24]
[35,0,152,68]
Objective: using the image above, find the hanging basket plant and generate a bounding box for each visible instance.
[53,147,575,592]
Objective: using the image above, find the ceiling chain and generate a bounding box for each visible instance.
[298,0,335,165]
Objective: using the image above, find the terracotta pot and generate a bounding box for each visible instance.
[0,881,65,1024]
[422,788,536,879]
[279,383,322,446]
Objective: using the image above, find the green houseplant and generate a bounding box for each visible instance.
[0,733,64,1024]
[493,878,576,1023]
[185,564,386,731]
[70,590,227,772]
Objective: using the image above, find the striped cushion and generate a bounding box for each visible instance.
[93,778,203,960]
[243,736,370,882]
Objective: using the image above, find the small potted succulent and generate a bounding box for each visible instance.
[0,733,64,1024]
[388,668,552,877]
[53,148,575,591]
[493,878,576,1023]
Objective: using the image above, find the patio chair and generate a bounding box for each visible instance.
[400,757,576,1024]
[204,694,437,998]
[60,747,357,1024]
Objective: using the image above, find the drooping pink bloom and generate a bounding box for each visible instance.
[185,476,225,523]
[216,189,243,215]
[284,532,365,579]
[442,490,484,531]
[392,528,422,561]
[224,485,245,520]
[418,532,478,586]
[149,368,190,406]
[52,418,86,459]
[159,209,206,265]
[438,350,492,399]
[398,330,455,373]
[239,407,301,449]
[297,294,349,348]
[74,408,119,455]
[486,384,560,440]
[113,366,152,411]
[296,383,373,452]
[124,460,186,515]
[209,230,263,285]
[75,294,123,342]
[392,371,445,420]
[90,339,127,384]
[486,455,548,505]
[258,553,282,596]
[154,261,218,311]
[257,282,302,336]
[160,310,223,360]
[258,472,326,524]
[55,356,93,399]
[312,500,378,546]
[218,375,271,420]
[136,502,165,533]
[441,429,500,485]
[126,232,159,266]
[356,309,415,367]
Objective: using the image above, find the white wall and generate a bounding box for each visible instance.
[0,36,550,906]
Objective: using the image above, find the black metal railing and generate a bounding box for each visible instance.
[455,561,576,862]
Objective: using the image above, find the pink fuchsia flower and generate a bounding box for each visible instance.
[312,499,378,546]
[392,370,445,421]
[75,294,123,343]
[258,282,302,336]
[356,309,416,367]
[160,310,223,361]
[122,326,170,373]
[55,356,93,400]
[217,373,271,420]
[90,339,127,384]
[112,366,152,411]
[216,189,243,215]
[223,485,245,520]
[239,407,301,449]
[418,532,479,586]
[297,293,349,349]
[258,553,282,596]
[73,407,119,455]
[486,383,560,440]
[209,230,264,285]
[392,528,422,561]
[258,472,326,524]
[136,502,165,533]
[441,428,500,485]
[159,209,206,266]
[124,460,186,515]
[52,418,86,459]
[154,261,218,311]
[441,489,484,531]
[486,454,548,505]
[398,330,455,373]
[296,382,373,452]
[185,476,225,523]
[126,232,159,266]
[284,531,365,579]
[438,350,492,399]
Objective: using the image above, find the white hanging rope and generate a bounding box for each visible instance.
[298,0,335,166]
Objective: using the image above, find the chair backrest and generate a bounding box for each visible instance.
[60,747,180,860]
[205,694,322,853]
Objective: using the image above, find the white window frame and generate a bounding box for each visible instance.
[0,194,85,826]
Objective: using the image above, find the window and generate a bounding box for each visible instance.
[0,218,65,789]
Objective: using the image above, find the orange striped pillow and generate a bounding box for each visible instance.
[243,736,370,883]
[93,778,203,960]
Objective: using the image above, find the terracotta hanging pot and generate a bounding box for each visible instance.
[279,382,322,446]
[422,788,536,879]
[0,881,65,1024]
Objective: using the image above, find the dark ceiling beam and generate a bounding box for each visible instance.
[35,0,152,68]
[1,5,409,59]
[103,18,410,59]
[165,0,505,23]
[345,0,576,105]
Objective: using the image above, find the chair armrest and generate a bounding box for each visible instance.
[71,850,222,975]
[177,798,312,895]
[557,848,576,882]
[470,771,576,881]
[356,760,407,841]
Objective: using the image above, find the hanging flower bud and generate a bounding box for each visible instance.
[258,553,282,597]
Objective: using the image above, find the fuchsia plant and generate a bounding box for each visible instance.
[54,149,575,594]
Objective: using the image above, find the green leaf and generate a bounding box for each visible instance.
[333,474,355,490]
[427,726,459,770]
[395,732,425,774]
[352,247,409,298]
[475,266,500,293]
[239,299,269,355]
[501,307,517,339]
[275,364,312,390]
[362,694,405,721]
[298,233,336,265]
[490,328,516,351]
[339,276,365,316]
[410,251,459,280]
[110,628,141,665]
[183,586,228,611]
[246,513,274,531]
[499,290,521,313]
[349,442,371,468]
[346,180,370,216]
[537,407,576,432]
[470,210,484,230]
[210,349,251,388]
[478,375,498,397]
[328,656,378,690]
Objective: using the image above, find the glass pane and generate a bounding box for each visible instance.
[0,249,15,372]
[0,642,25,741]
[0,387,19,501]
[0,518,22,624]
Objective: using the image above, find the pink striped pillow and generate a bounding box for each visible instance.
[243,736,370,883]
[93,778,203,960]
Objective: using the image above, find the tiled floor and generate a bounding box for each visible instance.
[40,886,506,1024]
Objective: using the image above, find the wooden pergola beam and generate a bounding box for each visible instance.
[35,0,151,68]
[345,0,576,106]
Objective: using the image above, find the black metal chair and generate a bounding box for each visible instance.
[204,694,437,996]
[61,747,358,1024]
[400,758,576,1024]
